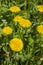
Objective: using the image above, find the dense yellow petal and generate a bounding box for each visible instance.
[13,16,23,22]
[9,38,23,52]
[2,26,12,35]
[19,19,32,28]
[9,6,21,12]
[37,5,43,12]
[37,25,43,34]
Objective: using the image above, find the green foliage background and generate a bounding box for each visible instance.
[0,0,43,65]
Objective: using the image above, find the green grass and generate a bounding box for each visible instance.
[0,0,43,65]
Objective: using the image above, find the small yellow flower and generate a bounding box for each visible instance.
[37,25,43,34]
[37,5,43,12]
[9,6,21,12]
[9,38,23,52]
[19,19,32,28]
[2,26,12,35]
[13,16,23,22]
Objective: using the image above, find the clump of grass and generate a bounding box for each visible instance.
[0,0,43,65]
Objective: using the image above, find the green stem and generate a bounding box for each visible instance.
[24,0,27,10]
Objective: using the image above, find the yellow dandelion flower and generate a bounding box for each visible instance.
[9,6,21,12]
[37,5,43,12]
[9,38,23,52]
[2,26,12,35]
[19,19,32,28]
[13,16,23,22]
[37,25,43,34]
